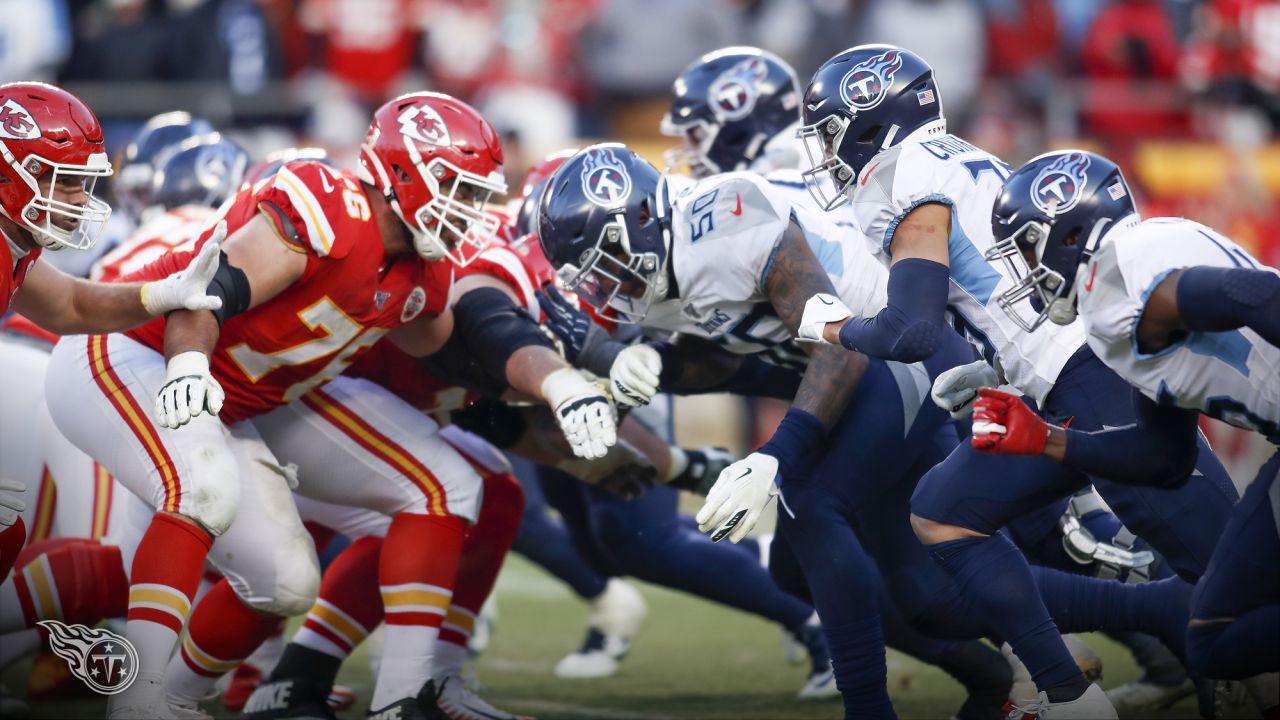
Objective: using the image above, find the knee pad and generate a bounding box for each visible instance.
[185,461,242,537]
[238,550,320,618]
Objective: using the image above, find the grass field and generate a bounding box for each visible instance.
[6,553,1222,720]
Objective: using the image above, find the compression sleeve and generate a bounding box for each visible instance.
[452,286,556,380]
[1062,387,1200,488]
[837,258,949,362]
[1176,266,1280,347]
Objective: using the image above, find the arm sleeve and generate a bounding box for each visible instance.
[451,286,556,381]
[575,324,626,377]
[836,258,950,362]
[1062,387,1200,488]
[1176,266,1280,347]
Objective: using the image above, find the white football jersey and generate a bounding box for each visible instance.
[1078,217,1280,439]
[852,132,1085,404]
[641,172,888,369]
[749,120,807,175]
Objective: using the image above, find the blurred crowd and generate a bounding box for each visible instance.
[1,0,1277,259]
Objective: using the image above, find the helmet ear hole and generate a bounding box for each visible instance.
[1063,228,1082,247]
[856,124,881,143]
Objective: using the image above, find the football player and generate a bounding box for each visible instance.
[969,149,1279,681]
[0,82,224,585]
[795,46,1240,717]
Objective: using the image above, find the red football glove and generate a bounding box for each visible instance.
[970,387,1049,455]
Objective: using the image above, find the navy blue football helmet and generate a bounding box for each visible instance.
[149,133,249,215]
[537,143,673,323]
[661,46,801,177]
[989,150,1139,331]
[798,45,943,210]
[115,111,215,220]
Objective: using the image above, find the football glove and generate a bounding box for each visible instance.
[797,293,852,343]
[931,359,1000,420]
[140,221,227,316]
[155,351,224,429]
[971,387,1049,455]
[610,344,662,408]
[696,452,784,544]
[541,368,617,460]
[536,288,593,363]
[0,478,26,529]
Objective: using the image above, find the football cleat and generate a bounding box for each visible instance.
[1105,678,1194,713]
[222,664,355,714]
[554,579,647,679]
[1001,636,1102,706]
[797,665,840,700]
[107,673,185,720]
[435,674,534,720]
[366,678,447,720]
[789,616,838,700]
[241,677,337,720]
[1002,683,1117,720]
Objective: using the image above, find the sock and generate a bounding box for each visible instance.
[294,536,383,663]
[243,622,286,672]
[372,512,464,709]
[125,514,213,683]
[1,538,128,633]
[1032,568,1192,661]
[827,615,895,719]
[168,579,282,704]
[929,535,1086,701]
[437,472,521,669]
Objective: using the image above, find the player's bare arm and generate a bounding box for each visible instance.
[767,219,867,427]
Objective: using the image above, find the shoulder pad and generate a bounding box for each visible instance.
[255,162,368,260]
[675,172,790,245]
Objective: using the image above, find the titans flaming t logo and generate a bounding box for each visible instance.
[1031,152,1091,215]
[839,50,904,111]
[39,620,139,695]
[580,147,631,208]
[708,57,768,122]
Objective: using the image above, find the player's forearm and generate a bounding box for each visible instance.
[1176,266,1280,346]
[163,310,220,360]
[651,339,801,399]
[1054,395,1200,487]
[58,279,154,335]
[830,258,950,362]
[505,346,577,403]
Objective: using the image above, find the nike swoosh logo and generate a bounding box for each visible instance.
[818,296,834,305]
[736,467,752,481]
[859,161,881,186]
[1083,261,1098,291]
[318,173,335,193]
[731,193,742,216]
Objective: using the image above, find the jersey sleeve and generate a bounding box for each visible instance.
[254,161,369,260]
[672,173,794,299]
[852,144,953,258]
[460,244,541,317]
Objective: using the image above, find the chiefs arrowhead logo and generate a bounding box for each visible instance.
[398,104,451,147]
[0,99,41,141]
[38,620,138,695]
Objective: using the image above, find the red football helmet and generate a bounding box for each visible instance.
[0,82,112,250]
[357,92,507,266]
[519,148,578,199]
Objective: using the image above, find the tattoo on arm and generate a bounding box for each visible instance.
[767,219,868,427]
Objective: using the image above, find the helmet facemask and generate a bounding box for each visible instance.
[797,113,856,211]
[8,151,113,251]
[987,215,1114,332]
[381,153,506,266]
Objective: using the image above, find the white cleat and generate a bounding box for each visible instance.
[554,579,647,679]
[1105,678,1194,713]
[797,665,840,700]
[435,674,533,720]
[108,673,182,720]
[1002,635,1103,706]
[1006,683,1117,720]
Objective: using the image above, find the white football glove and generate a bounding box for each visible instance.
[0,478,26,529]
[696,452,784,544]
[609,344,662,408]
[797,293,853,344]
[931,359,1000,420]
[155,351,224,430]
[139,221,227,316]
[542,368,618,460]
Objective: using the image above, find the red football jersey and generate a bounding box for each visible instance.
[2,232,42,316]
[346,342,479,419]
[91,206,214,283]
[123,161,455,424]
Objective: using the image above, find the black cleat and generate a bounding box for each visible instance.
[241,677,337,720]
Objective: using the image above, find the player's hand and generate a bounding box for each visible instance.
[971,387,1048,455]
[797,293,853,344]
[931,359,1000,420]
[140,221,226,316]
[155,351,225,429]
[0,479,26,529]
[610,344,662,408]
[696,452,782,544]
[541,368,617,459]
[536,288,593,362]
